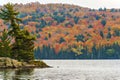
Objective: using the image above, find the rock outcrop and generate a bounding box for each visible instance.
[0,57,49,68]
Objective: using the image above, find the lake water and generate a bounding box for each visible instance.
[0,60,120,80]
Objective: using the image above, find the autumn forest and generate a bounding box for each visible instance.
[0,2,120,59]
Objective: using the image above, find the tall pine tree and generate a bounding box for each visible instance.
[0,3,35,62]
[0,30,11,57]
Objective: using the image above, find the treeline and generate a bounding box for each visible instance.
[34,45,76,59]
[34,43,120,59]
[1,3,120,59]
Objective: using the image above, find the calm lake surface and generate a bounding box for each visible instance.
[0,60,120,80]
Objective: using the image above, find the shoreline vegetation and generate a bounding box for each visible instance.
[0,2,119,66]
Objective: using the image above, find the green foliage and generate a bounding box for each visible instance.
[0,3,21,22]
[11,30,35,61]
[98,8,103,11]
[40,19,47,28]
[53,15,65,24]
[18,13,27,18]
[0,30,11,57]
[101,19,106,26]
[59,37,65,43]
[0,3,21,37]
[74,16,79,24]
[83,15,88,18]
[98,8,106,11]
[114,29,120,36]
[88,25,93,28]
[0,3,35,62]
[75,34,84,42]
[95,15,101,20]
[107,31,111,39]
[110,8,117,12]
[103,8,107,11]
[105,49,115,56]
[44,37,48,40]
[100,31,104,38]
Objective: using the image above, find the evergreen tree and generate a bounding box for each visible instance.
[100,31,104,38]
[75,34,84,42]
[0,3,35,62]
[88,25,93,28]
[59,37,65,43]
[101,19,106,26]
[107,31,111,39]
[11,30,35,61]
[74,16,79,24]
[0,30,11,57]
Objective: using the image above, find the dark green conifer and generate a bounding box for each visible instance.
[0,3,35,62]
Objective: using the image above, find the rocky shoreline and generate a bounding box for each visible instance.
[0,57,50,69]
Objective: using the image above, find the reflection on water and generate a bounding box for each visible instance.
[0,60,120,80]
[15,68,33,75]
[13,68,34,80]
[0,68,33,80]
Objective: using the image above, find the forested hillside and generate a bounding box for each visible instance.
[0,2,120,59]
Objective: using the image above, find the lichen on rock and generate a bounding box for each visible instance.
[0,57,49,69]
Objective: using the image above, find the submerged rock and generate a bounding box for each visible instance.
[0,57,49,69]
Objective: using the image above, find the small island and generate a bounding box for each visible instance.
[0,57,49,69]
[0,3,49,69]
